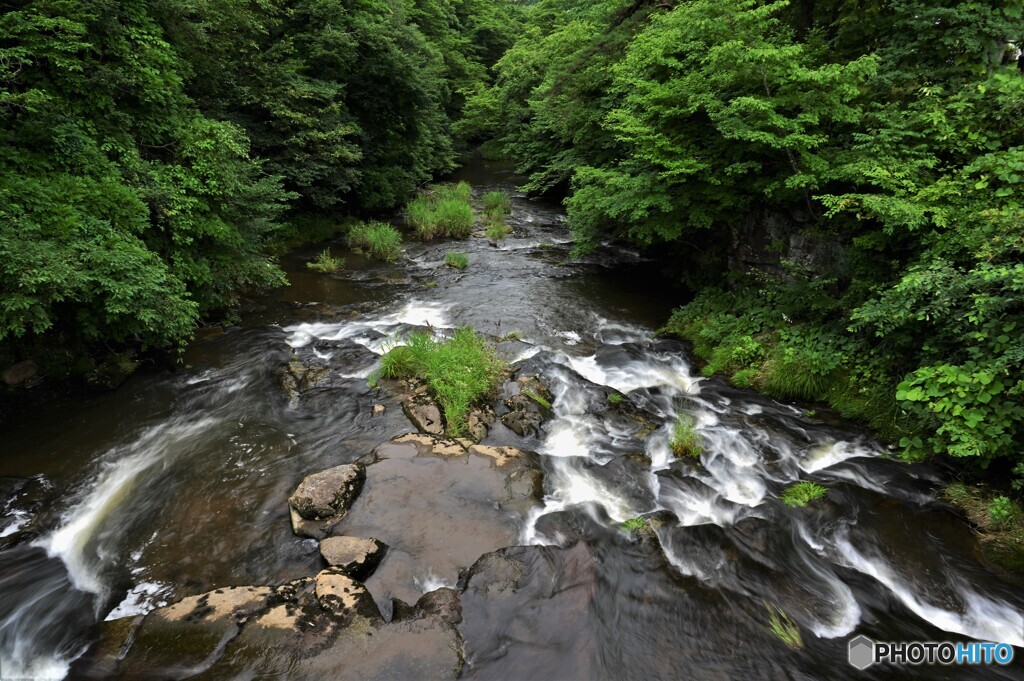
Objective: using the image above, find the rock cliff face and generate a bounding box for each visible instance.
[727,209,844,279]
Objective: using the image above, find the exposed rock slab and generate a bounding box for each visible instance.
[76,575,463,681]
[334,434,542,610]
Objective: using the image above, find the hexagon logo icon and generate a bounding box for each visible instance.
[848,635,876,670]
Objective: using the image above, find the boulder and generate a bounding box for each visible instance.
[3,360,38,386]
[288,464,365,539]
[320,536,387,580]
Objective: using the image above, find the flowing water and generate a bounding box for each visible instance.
[0,157,1022,680]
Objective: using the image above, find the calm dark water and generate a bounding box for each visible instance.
[0,157,1021,680]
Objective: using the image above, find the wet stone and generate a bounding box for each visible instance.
[319,536,388,580]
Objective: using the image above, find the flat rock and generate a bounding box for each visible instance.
[335,434,543,610]
[320,536,388,580]
[402,394,444,435]
[76,577,463,680]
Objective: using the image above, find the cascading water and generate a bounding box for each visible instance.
[0,156,1021,679]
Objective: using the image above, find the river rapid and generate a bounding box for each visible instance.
[1,158,1022,680]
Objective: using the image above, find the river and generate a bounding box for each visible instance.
[1,158,1022,680]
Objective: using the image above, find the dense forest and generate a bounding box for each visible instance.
[0,0,520,368]
[460,0,1024,478]
[2,0,1023,480]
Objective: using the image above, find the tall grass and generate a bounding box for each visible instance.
[445,251,469,269]
[405,182,475,240]
[348,221,403,262]
[482,190,511,216]
[376,328,505,436]
[307,248,344,273]
[670,413,702,458]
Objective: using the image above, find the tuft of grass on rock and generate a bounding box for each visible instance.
[608,393,624,405]
[445,251,469,269]
[767,604,803,649]
[621,517,646,531]
[669,414,702,458]
[407,183,475,240]
[347,221,403,262]
[485,219,511,241]
[482,190,512,216]
[307,248,344,273]
[779,481,828,508]
[376,328,506,436]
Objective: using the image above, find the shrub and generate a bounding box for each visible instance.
[779,481,828,508]
[608,393,624,405]
[377,328,505,436]
[307,248,344,273]
[348,221,403,262]
[482,190,512,216]
[669,414,702,457]
[445,251,469,269]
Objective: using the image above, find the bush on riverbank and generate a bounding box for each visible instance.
[347,222,403,262]
[377,328,506,436]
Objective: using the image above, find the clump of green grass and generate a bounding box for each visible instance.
[445,251,469,269]
[432,181,472,203]
[376,328,506,436]
[779,481,828,508]
[522,388,551,410]
[485,219,511,241]
[482,190,512,216]
[766,604,803,649]
[348,221,403,262]
[424,281,438,288]
[498,331,522,342]
[406,183,475,240]
[608,393,624,405]
[621,517,646,531]
[434,199,475,238]
[669,414,702,458]
[307,248,344,273]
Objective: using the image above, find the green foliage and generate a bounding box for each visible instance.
[0,0,521,369]
[621,517,645,531]
[989,496,1020,528]
[482,190,512,216]
[485,0,1024,477]
[766,605,803,649]
[347,222,403,262]
[406,183,476,240]
[445,251,470,269]
[608,393,624,405]
[522,388,551,410]
[379,328,506,436]
[670,414,702,458]
[307,249,344,273]
[485,219,511,241]
[780,482,828,508]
